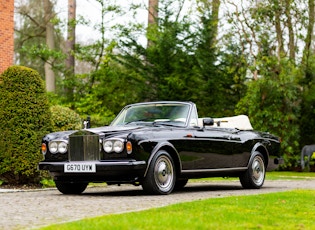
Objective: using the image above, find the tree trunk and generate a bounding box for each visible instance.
[43,0,55,92]
[284,0,295,61]
[302,0,314,71]
[147,0,158,48]
[211,0,220,47]
[65,0,76,102]
[274,2,284,62]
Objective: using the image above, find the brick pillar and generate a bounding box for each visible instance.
[0,0,14,73]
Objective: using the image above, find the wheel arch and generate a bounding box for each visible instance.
[143,141,181,178]
[251,142,269,168]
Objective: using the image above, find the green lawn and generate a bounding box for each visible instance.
[266,171,315,180]
[189,171,315,182]
[41,189,315,230]
[39,172,315,230]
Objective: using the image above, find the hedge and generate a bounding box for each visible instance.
[0,66,51,184]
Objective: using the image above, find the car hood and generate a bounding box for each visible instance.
[43,125,146,142]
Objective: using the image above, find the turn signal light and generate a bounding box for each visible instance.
[41,143,47,155]
[126,141,132,154]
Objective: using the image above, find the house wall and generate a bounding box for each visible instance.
[0,0,14,73]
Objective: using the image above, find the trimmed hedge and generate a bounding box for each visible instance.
[0,66,51,184]
[50,105,82,132]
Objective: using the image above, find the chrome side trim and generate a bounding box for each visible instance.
[181,167,247,174]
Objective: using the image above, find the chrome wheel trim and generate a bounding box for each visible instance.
[251,156,265,186]
[154,155,174,192]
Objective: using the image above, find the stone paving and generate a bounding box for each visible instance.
[0,180,315,230]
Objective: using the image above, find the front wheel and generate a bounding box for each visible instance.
[142,150,176,195]
[239,152,266,189]
[55,181,88,194]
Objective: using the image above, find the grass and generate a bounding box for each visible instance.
[189,171,315,183]
[40,189,315,230]
[266,171,315,180]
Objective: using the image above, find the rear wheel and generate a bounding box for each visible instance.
[239,151,266,189]
[55,181,88,194]
[142,150,176,195]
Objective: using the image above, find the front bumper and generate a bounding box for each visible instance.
[38,160,147,183]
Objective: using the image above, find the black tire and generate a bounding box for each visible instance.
[55,181,88,194]
[142,150,176,195]
[239,151,266,189]
[174,179,188,190]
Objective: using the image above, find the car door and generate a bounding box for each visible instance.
[177,127,248,170]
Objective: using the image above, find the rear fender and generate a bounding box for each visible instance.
[249,142,269,168]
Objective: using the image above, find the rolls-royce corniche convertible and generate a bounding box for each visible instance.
[38,101,282,195]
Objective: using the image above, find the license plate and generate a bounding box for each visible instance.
[64,163,96,173]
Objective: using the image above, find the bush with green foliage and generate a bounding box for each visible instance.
[0,66,51,184]
[50,105,82,132]
[236,58,301,169]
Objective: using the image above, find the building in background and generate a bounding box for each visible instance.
[0,0,14,73]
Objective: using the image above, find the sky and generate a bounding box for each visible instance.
[56,0,149,43]
[55,0,198,44]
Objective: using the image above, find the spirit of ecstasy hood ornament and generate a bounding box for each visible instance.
[83,116,91,129]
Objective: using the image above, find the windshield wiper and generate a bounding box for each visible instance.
[124,119,152,125]
[152,120,184,127]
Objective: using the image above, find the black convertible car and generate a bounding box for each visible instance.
[39,101,282,195]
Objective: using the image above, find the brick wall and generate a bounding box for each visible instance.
[0,0,14,73]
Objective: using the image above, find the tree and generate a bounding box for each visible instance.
[223,0,315,168]
[236,58,301,168]
[44,0,56,92]
[301,0,315,82]
[148,0,159,48]
[64,0,76,101]
[194,0,241,117]
[298,0,315,149]
[15,0,65,92]
[68,0,138,122]
[117,0,199,101]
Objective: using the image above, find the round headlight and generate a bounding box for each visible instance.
[113,140,124,153]
[103,141,113,153]
[58,142,68,154]
[49,142,58,154]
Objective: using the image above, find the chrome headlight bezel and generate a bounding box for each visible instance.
[103,138,125,153]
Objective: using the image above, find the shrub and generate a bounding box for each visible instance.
[50,105,82,132]
[235,58,301,169]
[0,66,51,184]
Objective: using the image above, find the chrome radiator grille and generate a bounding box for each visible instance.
[69,131,100,161]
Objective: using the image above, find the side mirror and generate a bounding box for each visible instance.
[203,118,214,127]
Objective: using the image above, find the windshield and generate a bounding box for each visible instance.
[111,103,191,127]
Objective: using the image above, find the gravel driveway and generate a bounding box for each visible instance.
[1,179,315,230]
